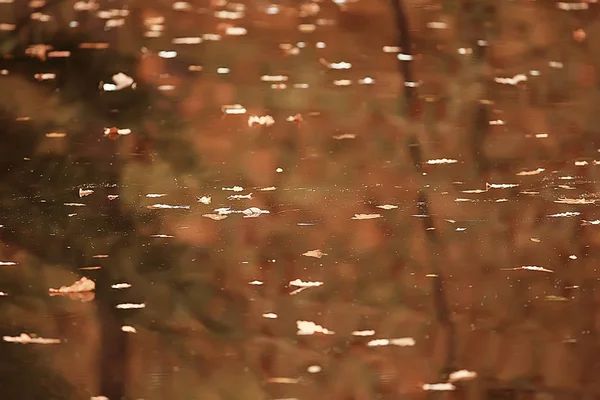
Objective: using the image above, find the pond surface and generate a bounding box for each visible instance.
[1,0,600,399]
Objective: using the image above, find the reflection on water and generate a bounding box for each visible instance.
[1,0,600,399]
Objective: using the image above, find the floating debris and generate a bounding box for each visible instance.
[3,333,60,344]
[49,277,95,294]
[107,195,119,200]
[302,249,327,258]
[121,326,137,333]
[0,261,17,266]
[92,255,109,258]
[146,194,167,198]
[150,234,174,238]
[249,280,263,285]
[259,186,276,191]
[64,203,86,207]
[262,313,278,319]
[351,213,382,220]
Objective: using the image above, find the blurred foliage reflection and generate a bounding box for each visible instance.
[2,0,600,399]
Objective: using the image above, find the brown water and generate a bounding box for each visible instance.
[1,0,600,399]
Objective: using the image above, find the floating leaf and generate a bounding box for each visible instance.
[111,283,132,289]
[333,133,356,140]
[554,198,595,205]
[351,213,382,220]
[376,204,398,210]
[426,158,458,164]
[548,212,580,217]
[517,168,545,176]
[449,370,477,382]
[197,196,211,204]
[228,193,252,200]
[486,183,519,189]
[78,188,94,197]
[502,266,554,273]
[3,333,60,344]
[302,249,327,258]
[202,213,228,221]
[49,277,95,294]
[242,207,269,218]
[352,330,375,336]
[545,295,569,302]
[121,326,137,333]
[116,303,145,309]
[423,383,456,391]
[147,204,191,209]
[290,279,323,287]
[367,337,415,347]
[297,320,334,335]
